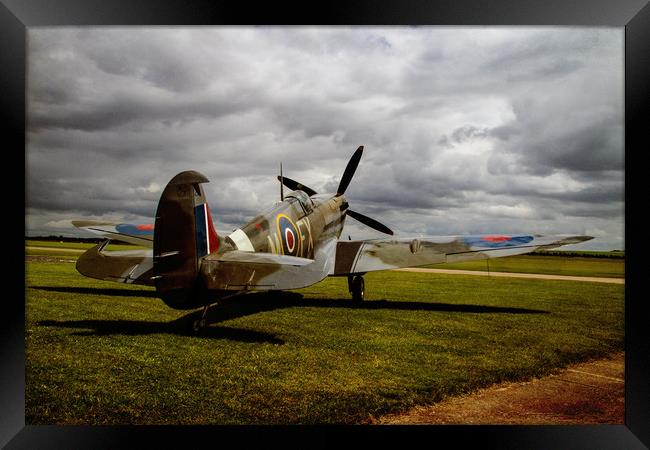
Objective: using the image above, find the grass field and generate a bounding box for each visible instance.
[25,243,625,425]
[25,240,148,259]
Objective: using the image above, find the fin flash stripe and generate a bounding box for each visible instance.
[194,203,219,257]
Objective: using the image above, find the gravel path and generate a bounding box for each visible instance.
[376,352,624,424]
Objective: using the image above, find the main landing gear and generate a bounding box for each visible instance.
[348,275,365,303]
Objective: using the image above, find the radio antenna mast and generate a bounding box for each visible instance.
[280,162,284,201]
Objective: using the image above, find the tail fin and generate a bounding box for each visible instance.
[153,170,219,308]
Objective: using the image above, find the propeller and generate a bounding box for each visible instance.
[337,145,363,196]
[277,146,394,235]
[346,209,393,235]
[276,175,318,197]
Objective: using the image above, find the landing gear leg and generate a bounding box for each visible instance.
[192,304,210,332]
[348,275,365,303]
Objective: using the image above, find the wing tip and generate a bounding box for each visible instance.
[561,235,594,244]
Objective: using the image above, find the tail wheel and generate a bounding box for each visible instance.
[192,318,206,333]
[350,275,364,302]
[190,303,210,333]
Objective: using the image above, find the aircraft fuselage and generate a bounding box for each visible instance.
[224,191,347,260]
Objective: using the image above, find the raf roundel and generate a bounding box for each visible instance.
[276,214,300,256]
[285,227,295,253]
[462,235,534,249]
[116,223,155,236]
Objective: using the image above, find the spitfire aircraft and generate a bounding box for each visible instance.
[73,146,592,331]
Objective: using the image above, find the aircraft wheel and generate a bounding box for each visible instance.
[351,276,364,302]
[192,318,207,333]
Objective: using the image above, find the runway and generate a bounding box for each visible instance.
[394,267,624,284]
[26,246,85,253]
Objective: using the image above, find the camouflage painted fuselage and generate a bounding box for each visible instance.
[197,192,346,297]
[225,192,345,259]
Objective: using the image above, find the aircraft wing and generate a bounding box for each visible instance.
[200,239,336,291]
[205,249,314,266]
[331,234,593,275]
[72,220,154,247]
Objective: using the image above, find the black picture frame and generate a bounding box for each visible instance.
[7,0,648,448]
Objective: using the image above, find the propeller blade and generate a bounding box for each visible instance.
[347,209,393,235]
[276,175,318,197]
[337,145,363,196]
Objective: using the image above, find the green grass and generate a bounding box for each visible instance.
[26,239,99,250]
[25,256,624,425]
[430,254,624,278]
[26,240,148,258]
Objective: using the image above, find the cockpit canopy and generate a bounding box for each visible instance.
[286,190,314,215]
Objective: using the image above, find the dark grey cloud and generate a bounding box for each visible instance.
[29,91,258,132]
[451,125,490,144]
[479,34,588,82]
[26,27,624,250]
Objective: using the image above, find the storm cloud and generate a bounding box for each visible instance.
[26,27,624,250]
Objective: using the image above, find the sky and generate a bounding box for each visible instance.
[26,27,624,250]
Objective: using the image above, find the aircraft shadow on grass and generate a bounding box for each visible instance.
[33,287,548,343]
[192,291,550,321]
[32,286,161,298]
[37,318,284,344]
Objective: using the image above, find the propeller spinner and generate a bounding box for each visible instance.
[277,146,394,235]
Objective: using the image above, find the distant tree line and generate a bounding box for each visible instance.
[25,235,139,245]
[532,250,625,259]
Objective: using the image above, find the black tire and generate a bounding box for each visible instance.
[351,276,364,302]
[191,318,207,333]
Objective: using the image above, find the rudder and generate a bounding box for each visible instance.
[153,170,219,309]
